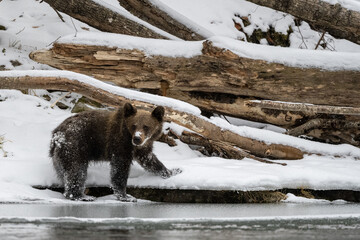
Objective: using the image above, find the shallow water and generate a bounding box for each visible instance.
[1,202,360,239]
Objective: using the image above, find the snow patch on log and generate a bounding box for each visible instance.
[210,116,360,157]
[0,70,201,115]
[57,32,360,71]
[321,0,360,12]
[148,0,214,38]
[58,32,203,58]
[93,0,181,40]
[210,36,360,71]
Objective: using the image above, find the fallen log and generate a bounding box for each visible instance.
[171,130,287,166]
[29,37,360,146]
[244,0,360,45]
[118,0,207,40]
[0,70,305,160]
[41,0,170,39]
[30,40,360,108]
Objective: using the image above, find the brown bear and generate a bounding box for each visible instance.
[49,103,181,202]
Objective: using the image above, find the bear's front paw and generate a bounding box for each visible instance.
[115,193,137,202]
[171,168,182,176]
[160,168,182,179]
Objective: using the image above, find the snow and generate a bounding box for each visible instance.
[1,0,360,203]
[283,193,348,204]
[0,70,201,115]
[148,0,213,38]
[210,36,360,70]
[1,89,360,203]
[93,0,180,40]
[58,32,203,58]
[160,0,360,52]
[321,0,360,12]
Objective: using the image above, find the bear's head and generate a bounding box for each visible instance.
[124,103,165,147]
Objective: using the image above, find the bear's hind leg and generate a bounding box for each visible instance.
[63,162,94,201]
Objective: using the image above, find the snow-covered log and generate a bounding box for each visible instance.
[0,70,305,160]
[29,33,360,146]
[41,0,172,39]
[29,36,360,108]
[118,0,208,40]
[244,0,360,44]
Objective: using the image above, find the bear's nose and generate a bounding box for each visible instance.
[133,136,142,145]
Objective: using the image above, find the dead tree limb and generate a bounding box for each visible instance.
[245,0,360,44]
[118,0,206,40]
[176,130,287,166]
[246,100,360,116]
[0,71,305,160]
[41,0,168,39]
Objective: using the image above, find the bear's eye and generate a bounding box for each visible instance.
[131,124,136,131]
[143,125,149,132]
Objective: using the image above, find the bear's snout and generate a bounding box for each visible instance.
[132,136,142,145]
[132,131,148,146]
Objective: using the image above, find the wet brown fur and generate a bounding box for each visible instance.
[49,103,177,201]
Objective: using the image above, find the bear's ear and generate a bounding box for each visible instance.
[123,102,137,118]
[152,106,165,122]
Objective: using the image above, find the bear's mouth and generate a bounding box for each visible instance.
[132,136,150,147]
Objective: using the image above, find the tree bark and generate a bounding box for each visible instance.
[118,0,206,40]
[29,40,360,146]
[245,0,360,44]
[30,41,360,108]
[0,71,305,160]
[41,0,168,39]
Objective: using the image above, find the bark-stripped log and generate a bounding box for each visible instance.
[30,41,360,108]
[245,0,360,44]
[0,72,305,160]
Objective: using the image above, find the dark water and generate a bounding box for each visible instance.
[1,203,360,239]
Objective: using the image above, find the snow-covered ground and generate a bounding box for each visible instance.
[1,0,360,203]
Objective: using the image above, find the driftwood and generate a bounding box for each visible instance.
[0,72,305,160]
[41,0,168,39]
[118,0,206,40]
[30,39,360,146]
[245,0,360,45]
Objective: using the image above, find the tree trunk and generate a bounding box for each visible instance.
[0,71,305,160]
[30,41,360,108]
[41,0,168,39]
[118,0,206,40]
[245,0,360,44]
[29,40,360,146]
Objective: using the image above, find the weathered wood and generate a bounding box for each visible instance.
[0,72,305,160]
[246,100,360,116]
[29,41,360,146]
[177,130,287,166]
[30,41,360,108]
[245,0,360,44]
[41,0,168,39]
[118,0,206,40]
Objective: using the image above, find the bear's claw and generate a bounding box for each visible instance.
[115,193,137,202]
